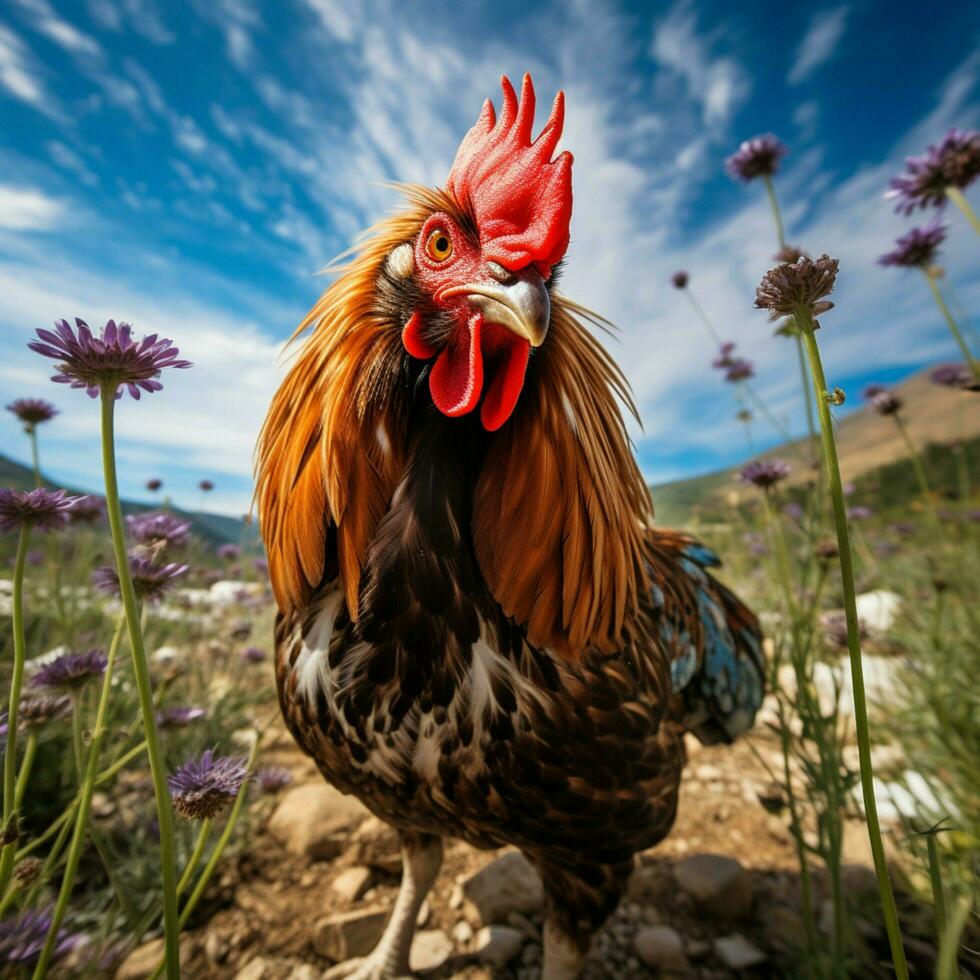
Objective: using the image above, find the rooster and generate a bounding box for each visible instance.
[257,74,763,980]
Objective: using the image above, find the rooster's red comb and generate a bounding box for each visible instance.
[446,73,573,279]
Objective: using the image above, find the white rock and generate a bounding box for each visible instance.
[854,770,958,825]
[854,590,902,632]
[286,967,320,980]
[633,925,688,971]
[461,851,544,925]
[151,645,181,664]
[713,933,767,969]
[331,866,373,903]
[474,925,524,966]
[269,783,368,860]
[313,907,388,961]
[452,920,474,945]
[234,958,274,980]
[409,929,453,972]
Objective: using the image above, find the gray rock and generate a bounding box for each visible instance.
[633,925,688,972]
[713,934,767,970]
[313,906,388,961]
[269,783,368,860]
[409,929,453,972]
[462,851,544,925]
[330,866,373,903]
[673,853,753,918]
[474,925,525,966]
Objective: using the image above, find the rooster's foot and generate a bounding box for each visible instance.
[322,955,411,980]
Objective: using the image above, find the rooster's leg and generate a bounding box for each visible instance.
[323,831,443,980]
[541,919,587,980]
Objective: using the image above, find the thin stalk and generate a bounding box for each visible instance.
[892,414,943,534]
[13,732,38,813]
[683,288,724,344]
[763,175,786,249]
[70,693,85,778]
[148,737,260,980]
[99,387,179,980]
[177,820,212,896]
[29,428,42,488]
[925,834,948,952]
[796,312,909,980]
[32,611,126,978]
[922,267,980,382]
[0,526,31,897]
[742,382,793,442]
[944,186,980,236]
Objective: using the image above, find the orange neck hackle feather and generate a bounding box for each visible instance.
[256,185,652,658]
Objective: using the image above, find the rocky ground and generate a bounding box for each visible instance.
[111,714,913,980]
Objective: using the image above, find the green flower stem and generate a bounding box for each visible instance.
[177,819,212,896]
[0,525,32,897]
[682,288,724,344]
[925,833,947,950]
[742,382,793,442]
[32,611,126,978]
[945,186,980,236]
[922,267,980,382]
[795,311,909,980]
[762,175,786,249]
[29,428,42,488]
[70,693,85,778]
[149,736,260,980]
[99,387,180,980]
[14,732,38,813]
[891,415,943,534]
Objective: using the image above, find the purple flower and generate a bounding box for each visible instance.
[740,459,791,489]
[886,129,980,214]
[6,398,58,429]
[889,522,916,537]
[253,557,268,575]
[821,611,869,649]
[930,362,971,388]
[0,907,83,965]
[31,649,107,692]
[93,556,188,604]
[216,543,240,560]
[671,271,689,289]
[256,766,292,794]
[755,255,839,320]
[28,318,190,399]
[782,502,804,521]
[726,134,787,182]
[724,358,754,383]
[711,341,737,369]
[241,646,265,664]
[773,245,808,264]
[126,511,191,549]
[19,695,71,729]
[156,706,205,729]
[146,478,163,492]
[865,387,903,416]
[847,505,874,522]
[168,749,249,820]
[199,479,214,492]
[67,495,105,524]
[0,488,78,532]
[878,222,946,268]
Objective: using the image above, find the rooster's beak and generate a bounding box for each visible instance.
[458,263,550,347]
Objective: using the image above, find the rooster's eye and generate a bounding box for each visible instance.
[425,229,453,263]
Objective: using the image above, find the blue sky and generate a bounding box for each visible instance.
[0,0,978,516]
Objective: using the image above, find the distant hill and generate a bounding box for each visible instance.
[649,367,979,526]
[0,453,251,547]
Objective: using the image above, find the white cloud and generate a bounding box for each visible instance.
[0,24,60,117]
[12,0,103,60]
[86,0,175,44]
[46,141,99,186]
[0,185,63,230]
[789,6,849,85]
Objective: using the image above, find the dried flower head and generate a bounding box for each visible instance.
[0,488,78,533]
[28,318,191,399]
[93,556,188,604]
[146,478,163,492]
[6,398,58,429]
[156,706,205,729]
[726,134,787,182]
[13,856,43,885]
[67,495,106,524]
[126,511,191,549]
[711,341,737,369]
[754,254,839,320]
[241,646,265,664]
[19,695,71,729]
[886,129,980,213]
[199,479,214,492]
[773,245,808,264]
[31,650,107,692]
[169,749,249,820]
[865,386,903,416]
[821,611,869,649]
[736,408,753,423]
[930,362,972,388]
[0,907,83,965]
[878,222,946,268]
[256,766,292,794]
[740,459,791,489]
[724,358,754,383]
[815,538,839,561]
[671,271,689,289]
